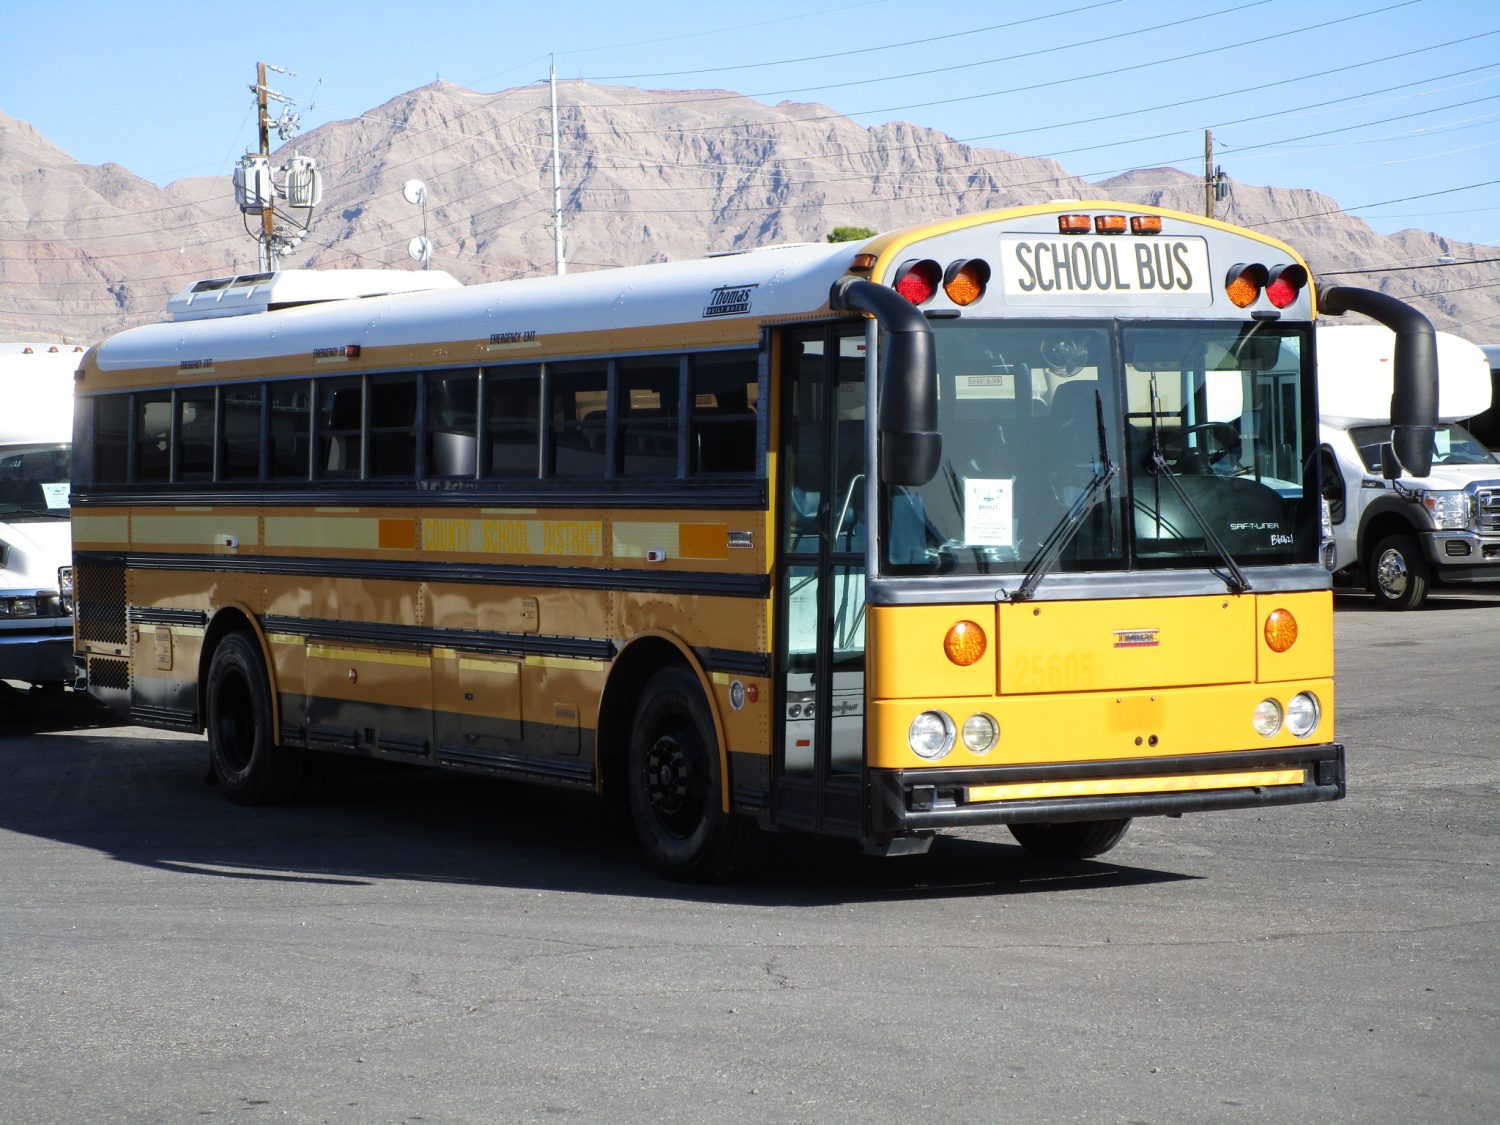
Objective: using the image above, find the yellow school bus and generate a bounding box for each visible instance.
[70,203,1438,879]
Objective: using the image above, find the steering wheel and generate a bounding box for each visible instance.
[1158,422,1242,472]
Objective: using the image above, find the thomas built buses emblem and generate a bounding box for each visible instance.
[703,284,758,318]
[1113,628,1160,649]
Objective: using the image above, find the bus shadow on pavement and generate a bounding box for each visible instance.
[0,731,1196,906]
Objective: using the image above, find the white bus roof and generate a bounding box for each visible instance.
[97,243,858,373]
[0,344,82,445]
[166,269,464,321]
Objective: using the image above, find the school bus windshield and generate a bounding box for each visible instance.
[880,319,1318,576]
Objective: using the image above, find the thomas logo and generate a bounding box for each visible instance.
[1113,628,1160,648]
[703,284,757,318]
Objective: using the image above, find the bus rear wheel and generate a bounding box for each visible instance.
[1008,818,1131,860]
[205,631,303,805]
[627,665,749,882]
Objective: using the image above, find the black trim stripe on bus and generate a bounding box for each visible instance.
[70,478,768,510]
[262,615,616,663]
[78,550,770,600]
[260,616,769,678]
[129,607,210,628]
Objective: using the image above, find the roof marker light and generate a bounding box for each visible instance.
[1130,215,1163,234]
[1094,215,1128,234]
[1058,214,1091,234]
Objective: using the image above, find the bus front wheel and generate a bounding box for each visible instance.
[627,665,749,882]
[1008,818,1131,860]
[205,631,304,805]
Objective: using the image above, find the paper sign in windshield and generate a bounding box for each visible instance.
[964,478,1014,547]
[42,482,70,509]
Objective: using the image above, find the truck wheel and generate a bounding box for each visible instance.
[1370,533,1430,610]
[205,631,304,804]
[1009,818,1131,860]
[627,665,750,882]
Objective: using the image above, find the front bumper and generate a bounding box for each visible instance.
[1425,531,1500,583]
[0,626,76,686]
[870,743,1344,835]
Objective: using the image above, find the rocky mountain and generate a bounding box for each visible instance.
[1,81,1495,345]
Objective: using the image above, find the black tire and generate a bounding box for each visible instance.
[205,631,303,805]
[1369,532,1430,611]
[1008,818,1131,860]
[627,665,750,882]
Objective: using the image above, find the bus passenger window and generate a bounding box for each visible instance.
[268,381,311,480]
[618,357,680,478]
[690,351,758,476]
[221,386,262,481]
[317,378,363,478]
[368,375,417,479]
[484,365,540,478]
[175,389,217,481]
[94,396,130,485]
[548,362,608,478]
[426,370,478,479]
[134,391,171,482]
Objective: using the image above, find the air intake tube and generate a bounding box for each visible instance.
[830,277,941,485]
[1319,285,1438,477]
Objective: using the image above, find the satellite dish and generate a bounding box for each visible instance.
[408,236,433,264]
[402,179,428,206]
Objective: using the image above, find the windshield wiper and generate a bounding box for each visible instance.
[1146,375,1250,595]
[1011,459,1119,602]
[1012,388,1120,602]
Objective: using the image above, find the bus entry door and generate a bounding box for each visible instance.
[774,324,868,836]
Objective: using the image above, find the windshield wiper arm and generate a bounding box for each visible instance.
[1012,461,1119,602]
[1148,449,1251,594]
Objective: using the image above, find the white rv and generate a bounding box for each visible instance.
[1317,325,1500,609]
[0,343,81,689]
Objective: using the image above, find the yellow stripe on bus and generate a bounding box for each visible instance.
[964,768,1306,804]
[305,645,431,668]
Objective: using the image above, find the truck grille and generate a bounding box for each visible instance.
[1478,487,1500,535]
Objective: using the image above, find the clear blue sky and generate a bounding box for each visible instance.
[3,0,1498,251]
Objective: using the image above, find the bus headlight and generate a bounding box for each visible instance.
[1286,692,1321,738]
[961,713,999,754]
[1253,698,1283,738]
[909,711,956,760]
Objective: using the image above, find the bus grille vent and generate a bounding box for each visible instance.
[88,656,130,693]
[76,561,128,645]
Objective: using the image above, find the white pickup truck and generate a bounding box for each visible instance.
[1318,325,1500,609]
[0,343,81,689]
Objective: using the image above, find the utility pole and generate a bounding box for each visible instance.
[256,62,277,269]
[234,63,321,273]
[1204,129,1227,221]
[1204,129,1214,220]
[550,59,566,276]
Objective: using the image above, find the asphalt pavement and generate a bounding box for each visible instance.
[2,590,1496,1124]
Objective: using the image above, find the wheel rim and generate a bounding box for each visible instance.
[643,727,708,839]
[213,672,256,772]
[1376,547,1408,600]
